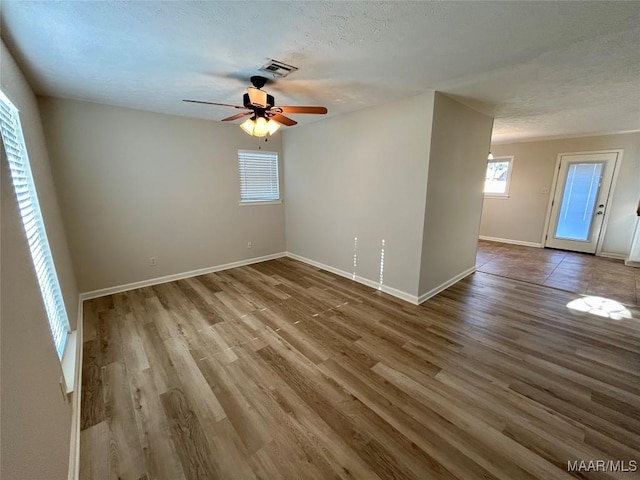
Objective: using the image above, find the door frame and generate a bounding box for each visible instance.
[541,149,624,256]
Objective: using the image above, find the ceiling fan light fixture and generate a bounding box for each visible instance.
[239,116,279,137]
[240,117,256,135]
[252,116,269,137]
[266,119,280,135]
[186,75,326,136]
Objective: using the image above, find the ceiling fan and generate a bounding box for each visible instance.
[183,76,328,137]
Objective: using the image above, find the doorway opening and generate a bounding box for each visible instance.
[476,150,637,305]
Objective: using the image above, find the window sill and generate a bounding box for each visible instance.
[61,330,77,395]
[239,200,282,206]
[484,194,510,199]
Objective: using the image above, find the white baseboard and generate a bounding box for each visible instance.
[79,252,287,300]
[479,235,543,248]
[68,297,84,480]
[80,249,479,308]
[417,266,476,304]
[598,251,627,260]
[286,252,420,305]
[625,260,640,268]
[480,237,628,262]
[287,252,476,306]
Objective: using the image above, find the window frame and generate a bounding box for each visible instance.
[237,149,281,205]
[484,155,514,198]
[0,89,71,359]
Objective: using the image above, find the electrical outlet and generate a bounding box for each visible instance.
[150,257,157,266]
[247,241,252,249]
[540,187,550,194]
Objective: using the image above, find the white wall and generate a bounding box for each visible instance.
[284,91,494,300]
[1,39,78,480]
[284,92,435,297]
[481,132,640,255]
[419,93,493,297]
[39,98,286,293]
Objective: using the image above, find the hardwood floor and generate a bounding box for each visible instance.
[477,240,640,306]
[80,257,640,479]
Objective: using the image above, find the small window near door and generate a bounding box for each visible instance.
[484,155,514,197]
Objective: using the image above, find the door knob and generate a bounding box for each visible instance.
[598,204,605,208]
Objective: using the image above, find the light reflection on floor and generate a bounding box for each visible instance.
[567,296,633,320]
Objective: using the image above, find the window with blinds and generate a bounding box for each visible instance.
[238,150,280,203]
[0,90,70,359]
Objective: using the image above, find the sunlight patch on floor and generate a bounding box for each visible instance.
[567,296,632,320]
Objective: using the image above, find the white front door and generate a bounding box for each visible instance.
[545,152,619,254]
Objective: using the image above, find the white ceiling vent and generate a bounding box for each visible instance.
[259,60,298,78]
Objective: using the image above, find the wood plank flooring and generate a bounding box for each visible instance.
[80,257,640,479]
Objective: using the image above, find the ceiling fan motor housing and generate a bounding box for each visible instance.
[250,75,269,89]
[244,92,275,110]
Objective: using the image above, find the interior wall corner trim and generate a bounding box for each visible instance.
[417,266,477,305]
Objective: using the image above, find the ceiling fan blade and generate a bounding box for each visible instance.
[269,113,297,126]
[183,99,246,109]
[221,111,253,122]
[275,106,328,115]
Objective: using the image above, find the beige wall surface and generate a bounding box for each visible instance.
[1,40,76,480]
[481,132,640,255]
[419,93,494,297]
[39,98,286,292]
[284,92,435,297]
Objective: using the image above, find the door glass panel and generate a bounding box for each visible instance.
[555,162,604,241]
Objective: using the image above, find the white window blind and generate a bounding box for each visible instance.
[238,150,280,203]
[0,90,70,358]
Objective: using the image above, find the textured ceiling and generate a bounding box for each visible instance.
[1,1,639,142]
